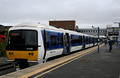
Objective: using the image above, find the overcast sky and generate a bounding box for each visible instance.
[0,0,120,28]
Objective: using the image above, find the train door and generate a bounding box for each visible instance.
[93,37,95,46]
[82,36,85,49]
[63,33,70,54]
[66,33,70,53]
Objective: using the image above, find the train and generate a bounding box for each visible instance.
[6,22,103,69]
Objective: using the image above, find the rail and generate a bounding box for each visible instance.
[0,62,15,76]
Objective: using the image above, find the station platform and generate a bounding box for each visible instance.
[1,43,120,78]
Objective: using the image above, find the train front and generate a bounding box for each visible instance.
[6,28,39,69]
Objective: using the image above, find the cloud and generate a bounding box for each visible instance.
[0,0,120,27]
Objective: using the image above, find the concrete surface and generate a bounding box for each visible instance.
[1,44,120,78]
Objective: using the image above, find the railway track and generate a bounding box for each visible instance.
[0,62,15,76]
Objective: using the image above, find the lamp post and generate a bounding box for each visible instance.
[92,26,100,53]
[98,27,100,53]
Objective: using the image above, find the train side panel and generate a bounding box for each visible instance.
[70,34,83,52]
[41,30,64,59]
[38,29,45,63]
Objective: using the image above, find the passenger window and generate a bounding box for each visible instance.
[46,32,49,49]
[56,36,59,46]
[79,36,82,44]
[50,35,56,47]
[71,35,75,45]
[60,35,63,46]
[86,37,89,43]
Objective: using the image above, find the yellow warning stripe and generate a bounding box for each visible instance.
[35,51,92,78]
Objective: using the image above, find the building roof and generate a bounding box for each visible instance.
[0,24,5,28]
[49,20,75,22]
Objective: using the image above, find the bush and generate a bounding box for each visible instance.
[0,27,9,57]
[0,41,6,56]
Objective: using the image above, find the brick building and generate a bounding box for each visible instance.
[49,20,76,31]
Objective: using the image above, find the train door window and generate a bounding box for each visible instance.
[50,35,57,47]
[95,38,97,43]
[94,38,96,43]
[82,36,85,43]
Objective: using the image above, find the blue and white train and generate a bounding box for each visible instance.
[6,22,102,69]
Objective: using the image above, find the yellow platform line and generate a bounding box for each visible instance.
[18,44,104,78]
[35,50,93,78]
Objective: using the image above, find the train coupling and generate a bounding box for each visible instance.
[15,65,20,71]
[14,59,29,71]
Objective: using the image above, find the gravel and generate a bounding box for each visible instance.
[0,57,9,64]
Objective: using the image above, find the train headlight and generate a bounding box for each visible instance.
[9,52,13,55]
[28,53,34,56]
[31,53,34,55]
[28,53,31,55]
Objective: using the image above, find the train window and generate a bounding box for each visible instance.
[71,35,76,45]
[76,36,79,44]
[71,35,82,45]
[9,30,37,46]
[79,36,82,44]
[71,36,73,44]
[86,37,89,43]
[46,32,49,49]
[56,36,59,46]
[95,38,98,43]
[60,34,63,46]
[91,37,94,43]
[50,35,57,47]
[94,38,96,43]
[89,37,92,43]
[82,36,85,42]
[49,32,64,49]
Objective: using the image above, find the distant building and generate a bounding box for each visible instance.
[76,28,107,36]
[106,27,119,41]
[49,20,76,31]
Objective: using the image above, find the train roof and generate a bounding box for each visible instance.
[14,22,58,29]
[10,22,96,37]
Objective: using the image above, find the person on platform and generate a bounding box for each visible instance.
[105,39,107,46]
[108,38,112,52]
